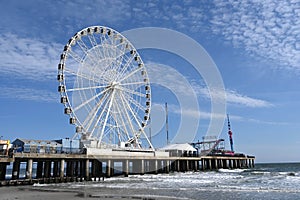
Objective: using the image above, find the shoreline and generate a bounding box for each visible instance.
[0,184,184,200]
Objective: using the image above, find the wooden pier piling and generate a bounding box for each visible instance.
[0,151,255,186]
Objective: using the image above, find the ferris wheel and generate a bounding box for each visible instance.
[57,26,153,149]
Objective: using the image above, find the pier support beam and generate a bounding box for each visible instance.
[228,160,232,169]
[133,160,144,175]
[91,159,102,180]
[123,160,129,177]
[60,159,65,178]
[106,160,111,178]
[80,160,86,179]
[53,161,59,177]
[44,161,51,178]
[233,159,237,169]
[0,163,7,180]
[165,160,170,173]
[153,160,158,174]
[169,160,175,172]
[26,159,33,179]
[186,160,190,171]
[194,160,198,171]
[176,160,180,172]
[208,159,212,170]
[36,161,43,178]
[12,160,20,180]
[141,159,145,175]
[74,161,78,177]
[222,159,227,169]
[85,159,90,180]
[218,159,223,168]
[214,159,218,170]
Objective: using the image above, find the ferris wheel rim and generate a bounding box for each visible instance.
[57,25,153,149]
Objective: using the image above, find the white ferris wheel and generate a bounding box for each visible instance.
[57,26,153,149]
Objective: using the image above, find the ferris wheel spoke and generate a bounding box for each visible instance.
[112,49,126,77]
[67,49,84,64]
[83,90,111,131]
[119,92,139,139]
[118,86,146,98]
[78,38,104,67]
[77,38,90,55]
[98,90,116,144]
[109,109,120,144]
[64,68,106,85]
[66,84,108,92]
[87,33,99,48]
[119,81,145,87]
[111,107,121,136]
[123,93,145,112]
[118,66,143,83]
[73,87,111,112]
[114,53,136,82]
[114,96,131,139]
[90,35,107,64]
[101,41,113,62]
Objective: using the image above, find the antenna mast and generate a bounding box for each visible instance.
[227,114,234,152]
[165,102,169,145]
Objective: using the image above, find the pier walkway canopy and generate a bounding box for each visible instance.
[161,143,198,157]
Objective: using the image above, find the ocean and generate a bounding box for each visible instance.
[29,162,300,199]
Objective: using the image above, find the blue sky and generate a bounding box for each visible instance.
[0,0,300,163]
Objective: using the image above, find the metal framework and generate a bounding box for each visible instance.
[57,26,153,150]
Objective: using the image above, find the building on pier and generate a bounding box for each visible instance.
[12,138,80,154]
[161,143,198,157]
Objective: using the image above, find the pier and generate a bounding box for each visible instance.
[0,149,255,186]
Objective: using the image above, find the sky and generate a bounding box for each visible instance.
[0,0,300,163]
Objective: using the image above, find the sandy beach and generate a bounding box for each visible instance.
[0,186,85,200]
[0,184,179,200]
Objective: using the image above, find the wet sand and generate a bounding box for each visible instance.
[0,186,83,200]
[0,185,180,200]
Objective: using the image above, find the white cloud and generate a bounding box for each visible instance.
[158,102,284,126]
[3,1,299,72]
[168,103,224,120]
[0,34,62,103]
[147,61,272,108]
[225,90,273,108]
[210,0,300,70]
[0,87,58,103]
[147,62,272,108]
[191,82,273,108]
[0,33,61,80]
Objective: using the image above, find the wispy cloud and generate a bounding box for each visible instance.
[0,87,58,103]
[3,1,298,73]
[190,81,273,108]
[130,1,300,71]
[148,61,273,108]
[0,33,61,80]
[0,34,62,103]
[226,90,273,108]
[167,103,224,120]
[210,0,300,70]
[163,102,287,126]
